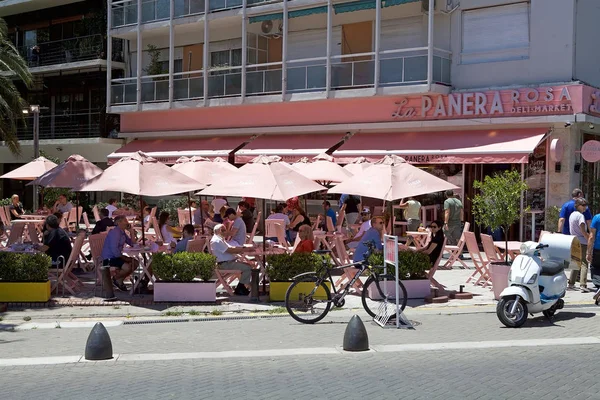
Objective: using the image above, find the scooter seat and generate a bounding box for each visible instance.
[540,262,564,276]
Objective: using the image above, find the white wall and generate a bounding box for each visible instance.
[574,0,600,87]
[451,0,577,89]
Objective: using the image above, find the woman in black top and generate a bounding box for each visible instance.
[9,194,24,220]
[290,207,311,241]
[419,220,445,265]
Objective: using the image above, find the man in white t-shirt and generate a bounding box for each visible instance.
[210,224,252,296]
[568,198,591,292]
[347,208,372,249]
[106,198,118,218]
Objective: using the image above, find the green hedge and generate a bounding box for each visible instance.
[368,249,431,280]
[266,253,327,281]
[152,252,217,282]
[0,252,51,282]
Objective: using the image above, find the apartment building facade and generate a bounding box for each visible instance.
[0,0,125,203]
[106,0,600,239]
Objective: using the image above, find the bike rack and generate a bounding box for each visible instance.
[374,235,414,330]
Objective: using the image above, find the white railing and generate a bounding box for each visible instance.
[110,49,451,105]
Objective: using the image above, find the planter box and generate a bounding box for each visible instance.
[368,279,431,300]
[490,262,511,301]
[270,281,332,302]
[0,281,51,302]
[153,280,216,303]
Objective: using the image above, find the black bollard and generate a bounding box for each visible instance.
[250,269,260,303]
[342,315,369,352]
[85,322,113,361]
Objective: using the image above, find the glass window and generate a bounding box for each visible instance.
[258,35,268,51]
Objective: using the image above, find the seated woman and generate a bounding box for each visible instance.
[289,207,311,242]
[415,220,445,265]
[294,225,315,254]
[158,211,181,247]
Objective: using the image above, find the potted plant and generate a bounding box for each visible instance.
[0,252,52,302]
[367,250,433,299]
[266,253,331,302]
[152,252,217,302]
[471,169,529,300]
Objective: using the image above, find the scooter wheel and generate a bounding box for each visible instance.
[497,296,528,328]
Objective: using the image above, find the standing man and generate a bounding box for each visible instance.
[342,194,361,226]
[586,209,600,303]
[559,188,592,234]
[399,197,421,231]
[443,190,463,246]
[569,198,590,292]
[320,201,337,232]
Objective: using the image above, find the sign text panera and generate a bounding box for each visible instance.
[392,87,573,119]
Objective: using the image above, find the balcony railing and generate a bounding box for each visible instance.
[17,112,103,140]
[18,35,125,68]
[111,49,451,105]
[111,0,275,28]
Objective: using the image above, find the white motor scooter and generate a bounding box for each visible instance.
[496,233,579,328]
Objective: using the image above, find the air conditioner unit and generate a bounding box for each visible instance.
[260,19,283,37]
[421,0,436,12]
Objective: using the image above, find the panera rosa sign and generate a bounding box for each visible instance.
[392,87,573,119]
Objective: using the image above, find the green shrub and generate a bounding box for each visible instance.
[0,198,10,206]
[0,252,51,282]
[157,197,189,225]
[153,252,216,282]
[368,250,431,280]
[266,253,327,281]
[545,206,560,233]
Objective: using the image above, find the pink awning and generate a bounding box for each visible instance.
[332,129,549,164]
[234,133,346,163]
[107,136,251,165]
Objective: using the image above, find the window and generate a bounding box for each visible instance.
[210,49,242,75]
[247,33,268,67]
[461,2,530,64]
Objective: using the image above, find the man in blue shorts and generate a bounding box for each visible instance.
[101,215,138,291]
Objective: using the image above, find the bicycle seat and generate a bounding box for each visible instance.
[313,249,332,254]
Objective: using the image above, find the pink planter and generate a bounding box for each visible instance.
[490,263,511,301]
[153,281,217,303]
[368,279,431,299]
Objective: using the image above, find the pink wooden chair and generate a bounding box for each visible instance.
[464,231,491,287]
[481,234,503,262]
[427,236,448,290]
[246,211,262,244]
[145,207,157,233]
[90,232,109,296]
[67,206,83,231]
[336,209,346,233]
[441,222,470,269]
[59,212,69,230]
[207,239,241,296]
[51,232,86,295]
[92,205,101,222]
[265,219,290,248]
[6,223,25,246]
[312,215,321,230]
[0,207,11,233]
[186,238,207,253]
[332,235,363,294]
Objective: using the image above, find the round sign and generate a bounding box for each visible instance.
[581,140,600,163]
[549,138,563,162]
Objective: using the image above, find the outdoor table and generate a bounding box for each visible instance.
[123,246,157,295]
[11,220,43,243]
[494,241,523,260]
[242,245,286,294]
[405,231,430,249]
[19,215,47,220]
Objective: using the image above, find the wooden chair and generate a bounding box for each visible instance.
[326,216,335,233]
[481,234,503,262]
[82,213,91,231]
[208,240,241,296]
[177,208,192,227]
[186,238,207,253]
[265,219,289,248]
[246,211,262,244]
[312,215,321,230]
[59,212,69,229]
[427,237,448,290]
[0,207,11,231]
[332,235,363,294]
[92,205,101,222]
[464,231,491,287]
[89,232,108,296]
[441,222,470,269]
[336,209,346,232]
[67,206,83,231]
[51,232,86,295]
[6,223,25,246]
[151,216,164,242]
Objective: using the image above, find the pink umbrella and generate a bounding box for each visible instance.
[172,155,237,185]
[292,153,352,184]
[28,154,103,188]
[0,156,57,180]
[342,156,373,176]
[199,155,324,201]
[329,155,459,201]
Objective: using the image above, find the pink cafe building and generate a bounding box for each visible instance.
[105,0,600,240]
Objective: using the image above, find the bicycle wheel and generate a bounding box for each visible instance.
[285,274,332,324]
[361,274,408,319]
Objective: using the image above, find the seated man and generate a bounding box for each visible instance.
[92,208,115,234]
[106,198,118,218]
[100,215,138,291]
[54,194,73,214]
[174,224,195,253]
[210,223,252,296]
[352,216,384,263]
[224,207,247,246]
[39,214,72,264]
[347,208,372,249]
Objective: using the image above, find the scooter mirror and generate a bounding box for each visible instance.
[538,233,581,263]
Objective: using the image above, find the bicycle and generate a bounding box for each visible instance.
[284,245,408,324]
